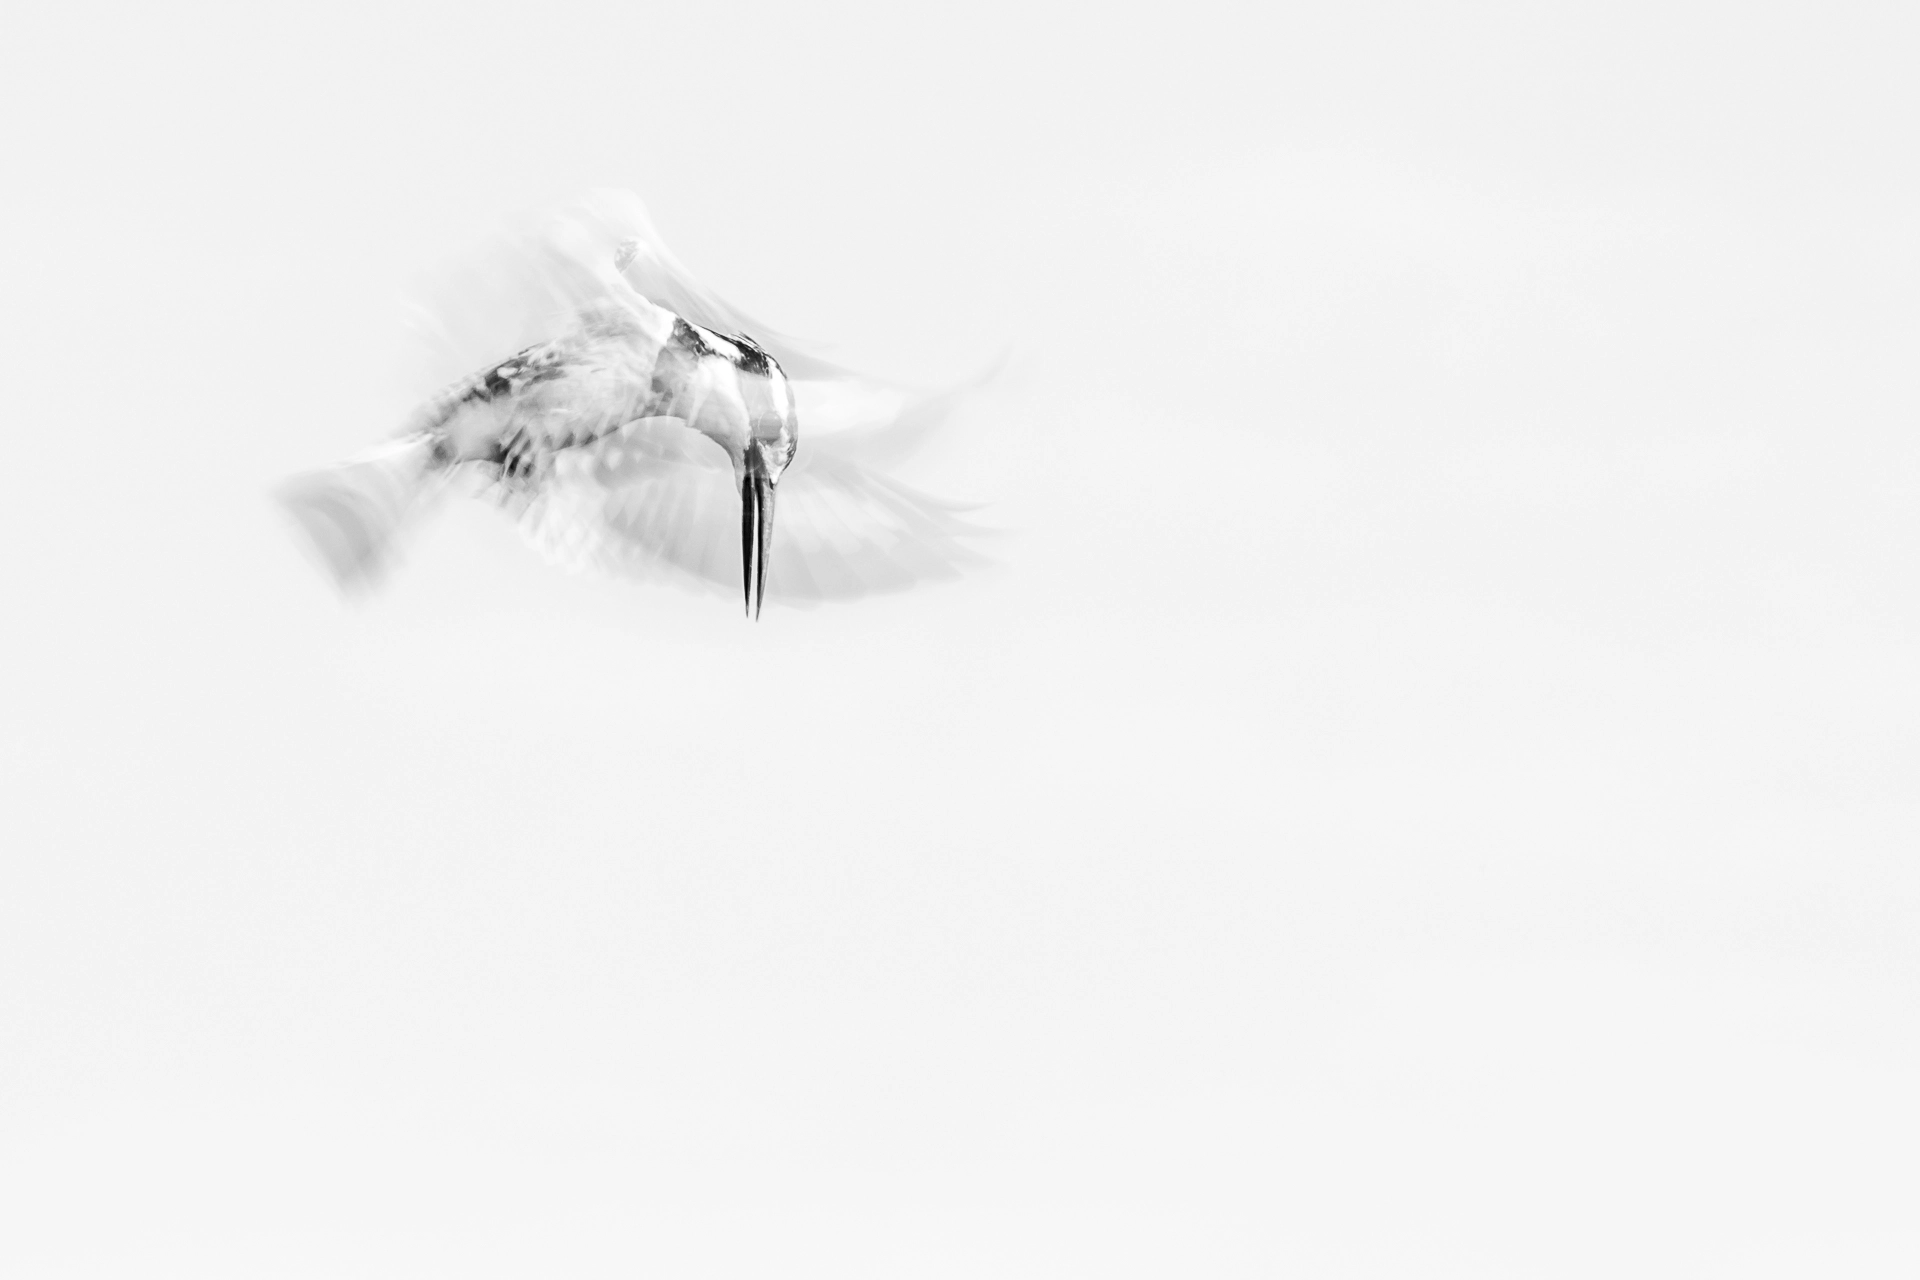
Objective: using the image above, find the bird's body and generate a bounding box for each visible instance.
[411,302,795,498]
[279,191,985,614]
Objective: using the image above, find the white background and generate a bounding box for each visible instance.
[4,1,1919,1275]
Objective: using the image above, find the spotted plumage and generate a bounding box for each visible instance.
[397,302,791,505]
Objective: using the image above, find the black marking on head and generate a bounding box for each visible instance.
[730,333,773,376]
[670,317,713,359]
[672,317,779,377]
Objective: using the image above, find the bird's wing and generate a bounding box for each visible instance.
[559,190,859,382]
[791,353,1009,467]
[521,417,992,605]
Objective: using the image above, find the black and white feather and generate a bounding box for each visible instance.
[279,190,992,611]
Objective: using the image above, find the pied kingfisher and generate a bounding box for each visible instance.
[279,191,986,617]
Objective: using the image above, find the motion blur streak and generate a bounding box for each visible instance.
[277,191,990,613]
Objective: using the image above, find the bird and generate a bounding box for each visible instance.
[278,191,989,617]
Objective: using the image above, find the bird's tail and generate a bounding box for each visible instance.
[277,434,444,592]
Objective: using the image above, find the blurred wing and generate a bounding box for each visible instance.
[566,190,859,382]
[399,215,647,394]
[762,433,994,602]
[794,353,1009,467]
[396,189,858,393]
[520,419,992,606]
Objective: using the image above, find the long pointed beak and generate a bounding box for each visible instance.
[740,451,776,620]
